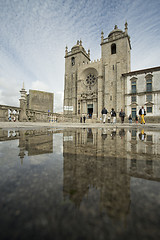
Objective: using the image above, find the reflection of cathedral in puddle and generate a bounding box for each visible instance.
[63,128,130,221]
[63,128,160,220]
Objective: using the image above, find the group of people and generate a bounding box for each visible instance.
[80,115,86,123]
[101,106,146,124]
[8,116,16,122]
[101,107,125,124]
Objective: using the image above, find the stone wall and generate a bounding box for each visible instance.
[28,89,54,112]
[0,104,60,123]
[0,105,20,122]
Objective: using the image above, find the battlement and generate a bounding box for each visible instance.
[78,58,102,67]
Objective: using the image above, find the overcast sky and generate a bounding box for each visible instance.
[0,0,160,112]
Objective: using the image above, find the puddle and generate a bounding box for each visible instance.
[0,128,160,240]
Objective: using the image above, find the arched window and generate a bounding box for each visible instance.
[111,43,116,54]
[130,77,137,94]
[71,57,75,66]
[145,74,153,92]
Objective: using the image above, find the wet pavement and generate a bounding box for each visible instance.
[0,126,160,240]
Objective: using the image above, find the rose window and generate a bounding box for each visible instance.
[86,74,96,85]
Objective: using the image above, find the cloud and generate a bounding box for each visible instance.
[0,0,160,111]
[31,80,51,92]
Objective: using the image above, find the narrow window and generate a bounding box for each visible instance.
[147,135,152,142]
[131,81,136,93]
[147,106,152,113]
[131,130,137,139]
[132,107,136,118]
[78,102,80,114]
[111,43,116,54]
[131,96,136,103]
[146,94,152,102]
[71,57,75,66]
[146,79,152,92]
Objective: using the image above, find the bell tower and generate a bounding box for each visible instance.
[101,22,131,112]
[64,40,90,115]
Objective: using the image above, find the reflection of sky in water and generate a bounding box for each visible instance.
[0,128,160,240]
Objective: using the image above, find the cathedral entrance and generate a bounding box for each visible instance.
[87,104,93,118]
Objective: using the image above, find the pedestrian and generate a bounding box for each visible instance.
[101,107,108,123]
[119,109,125,123]
[135,115,138,123]
[80,117,82,123]
[108,115,110,123]
[111,129,116,139]
[101,128,107,140]
[83,115,86,123]
[139,106,146,124]
[8,116,11,121]
[110,108,116,123]
[129,114,132,124]
[119,129,125,139]
[139,129,146,141]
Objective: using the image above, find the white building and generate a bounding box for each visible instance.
[123,66,160,122]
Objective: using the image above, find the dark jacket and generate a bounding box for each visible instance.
[111,110,116,117]
[119,111,125,117]
[139,109,146,116]
[101,108,108,114]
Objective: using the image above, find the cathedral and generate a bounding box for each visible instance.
[64,23,160,122]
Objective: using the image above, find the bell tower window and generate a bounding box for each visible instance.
[111,43,116,54]
[71,57,75,66]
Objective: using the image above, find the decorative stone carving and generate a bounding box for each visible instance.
[80,92,97,100]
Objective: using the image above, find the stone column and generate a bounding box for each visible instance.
[19,84,28,122]
[82,100,87,115]
[98,75,103,119]
[93,98,97,119]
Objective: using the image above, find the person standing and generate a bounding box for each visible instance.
[139,106,146,124]
[129,114,132,124]
[101,107,108,123]
[119,109,125,123]
[110,108,116,123]
[108,114,111,123]
[83,115,86,123]
[135,115,138,123]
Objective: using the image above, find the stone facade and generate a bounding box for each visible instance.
[64,23,131,119]
[64,23,160,122]
[27,89,54,113]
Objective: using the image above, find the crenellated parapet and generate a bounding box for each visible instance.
[78,58,102,69]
